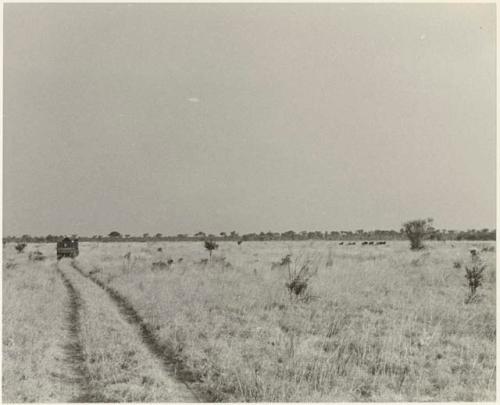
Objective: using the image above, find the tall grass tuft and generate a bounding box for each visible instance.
[284,254,318,299]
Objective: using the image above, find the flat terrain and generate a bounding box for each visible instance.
[3,240,496,401]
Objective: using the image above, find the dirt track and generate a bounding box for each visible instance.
[56,259,199,402]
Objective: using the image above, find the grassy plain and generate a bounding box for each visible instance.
[3,244,197,402]
[72,240,496,402]
[2,244,80,402]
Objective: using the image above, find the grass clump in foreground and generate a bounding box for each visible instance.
[78,241,495,401]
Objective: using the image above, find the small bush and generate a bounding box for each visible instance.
[271,254,292,271]
[209,255,232,269]
[15,243,27,253]
[453,260,462,269]
[465,261,486,304]
[402,218,433,250]
[28,251,45,261]
[280,254,292,266]
[152,261,170,271]
[204,240,218,259]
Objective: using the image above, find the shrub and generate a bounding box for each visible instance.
[15,243,27,253]
[402,218,434,250]
[152,261,169,271]
[28,251,45,261]
[280,254,292,266]
[453,260,462,269]
[271,254,292,271]
[204,240,218,260]
[465,260,486,304]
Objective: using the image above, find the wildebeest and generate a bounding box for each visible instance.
[348,242,356,245]
[339,242,344,245]
[376,241,386,245]
[368,241,374,245]
[362,241,368,245]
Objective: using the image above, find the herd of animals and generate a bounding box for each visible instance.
[339,241,387,245]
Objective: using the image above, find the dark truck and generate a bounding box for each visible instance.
[56,237,79,260]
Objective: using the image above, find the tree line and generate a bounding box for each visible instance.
[3,227,495,244]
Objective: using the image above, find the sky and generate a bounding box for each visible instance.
[3,3,496,236]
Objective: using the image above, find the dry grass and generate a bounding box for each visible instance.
[72,240,496,401]
[3,243,197,402]
[57,259,196,402]
[2,244,79,402]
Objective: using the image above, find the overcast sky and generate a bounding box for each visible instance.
[3,3,496,236]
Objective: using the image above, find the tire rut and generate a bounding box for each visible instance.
[70,261,209,402]
[55,263,106,402]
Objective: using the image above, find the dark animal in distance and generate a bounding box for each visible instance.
[376,241,387,245]
[237,240,243,245]
[362,241,368,245]
[339,242,344,245]
[369,241,374,245]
